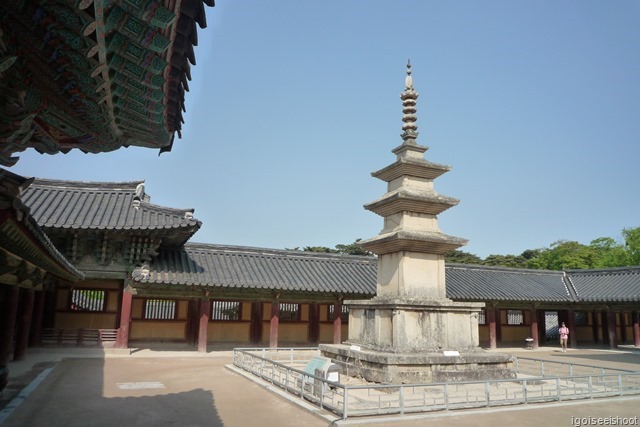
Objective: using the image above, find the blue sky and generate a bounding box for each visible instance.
[11,1,640,259]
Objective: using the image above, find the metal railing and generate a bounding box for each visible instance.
[232,348,640,420]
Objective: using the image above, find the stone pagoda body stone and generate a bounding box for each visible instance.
[320,62,514,383]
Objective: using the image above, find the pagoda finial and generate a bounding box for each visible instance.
[400,60,419,144]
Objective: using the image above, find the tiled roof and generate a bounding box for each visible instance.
[131,242,640,304]
[21,179,201,236]
[133,243,378,297]
[0,0,215,166]
[0,169,83,282]
[566,267,640,302]
[445,264,571,302]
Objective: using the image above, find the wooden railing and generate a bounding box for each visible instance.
[41,328,118,347]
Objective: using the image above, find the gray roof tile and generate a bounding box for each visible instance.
[132,245,640,304]
[134,243,378,297]
[445,264,570,302]
[21,179,201,236]
[567,267,640,302]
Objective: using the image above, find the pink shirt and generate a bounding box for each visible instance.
[559,326,569,339]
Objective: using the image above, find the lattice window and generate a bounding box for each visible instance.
[506,309,524,325]
[144,299,176,320]
[329,304,349,323]
[279,303,300,321]
[478,310,486,325]
[211,301,242,321]
[575,311,588,326]
[70,289,105,312]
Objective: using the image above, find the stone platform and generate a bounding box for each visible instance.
[320,343,515,384]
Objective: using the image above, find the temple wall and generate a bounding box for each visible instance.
[261,322,309,343]
[499,326,529,342]
[478,325,489,343]
[319,323,349,343]
[208,322,250,342]
[54,312,118,329]
[576,326,593,342]
[131,321,186,340]
[54,280,122,329]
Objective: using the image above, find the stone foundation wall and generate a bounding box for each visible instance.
[320,343,515,384]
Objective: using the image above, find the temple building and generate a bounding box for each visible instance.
[0,35,639,389]
[0,0,214,166]
[0,168,640,389]
[0,169,83,391]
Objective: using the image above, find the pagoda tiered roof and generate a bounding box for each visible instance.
[371,157,451,182]
[359,62,467,256]
[0,0,215,166]
[364,187,460,217]
[359,230,468,255]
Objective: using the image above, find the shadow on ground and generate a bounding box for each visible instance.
[2,358,223,427]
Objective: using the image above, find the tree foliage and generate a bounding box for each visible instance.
[444,250,482,264]
[291,226,640,269]
[287,239,373,256]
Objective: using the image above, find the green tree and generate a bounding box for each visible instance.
[335,239,373,256]
[303,246,337,253]
[532,240,598,270]
[483,254,527,268]
[622,226,640,266]
[589,237,628,268]
[521,249,541,260]
[444,250,483,264]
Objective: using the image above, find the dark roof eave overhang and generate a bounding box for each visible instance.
[130,281,374,301]
[371,159,451,182]
[364,191,459,217]
[359,231,467,255]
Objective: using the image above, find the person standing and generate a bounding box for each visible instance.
[559,322,570,352]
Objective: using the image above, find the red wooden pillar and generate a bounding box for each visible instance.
[619,312,627,344]
[197,299,210,353]
[487,306,497,350]
[633,311,640,347]
[592,310,600,344]
[567,308,577,349]
[116,288,133,349]
[333,300,343,344]
[29,290,46,347]
[308,303,319,344]
[13,288,35,361]
[607,310,617,349]
[0,286,20,392]
[250,302,263,345]
[270,298,279,349]
[529,307,539,349]
[43,287,56,329]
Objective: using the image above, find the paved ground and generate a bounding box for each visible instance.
[1,346,639,426]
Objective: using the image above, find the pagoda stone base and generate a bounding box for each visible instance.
[319,297,515,383]
[319,344,515,383]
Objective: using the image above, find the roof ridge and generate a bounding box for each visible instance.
[566,266,640,275]
[446,263,563,275]
[182,242,377,262]
[139,200,197,216]
[31,178,145,190]
[562,271,579,301]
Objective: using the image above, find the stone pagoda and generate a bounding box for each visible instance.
[320,62,513,383]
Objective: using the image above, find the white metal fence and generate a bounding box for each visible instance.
[232,348,640,420]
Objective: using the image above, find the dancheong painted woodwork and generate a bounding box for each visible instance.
[0,0,214,166]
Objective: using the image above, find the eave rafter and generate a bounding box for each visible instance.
[0,0,214,166]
